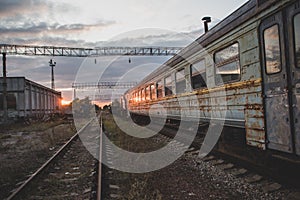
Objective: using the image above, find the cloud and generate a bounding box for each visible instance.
[0,0,77,18]
[0,0,115,47]
[0,25,199,48]
[101,29,196,48]
[0,0,48,17]
[0,20,116,37]
[0,21,115,47]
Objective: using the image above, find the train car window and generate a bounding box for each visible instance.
[176,69,186,94]
[135,92,138,102]
[145,86,151,100]
[151,84,156,100]
[132,92,136,102]
[191,59,207,89]
[215,43,240,84]
[138,91,141,102]
[157,80,163,98]
[141,89,145,101]
[294,14,300,68]
[165,76,173,96]
[263,25,282,74]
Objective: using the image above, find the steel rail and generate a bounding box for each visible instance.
[6,118,95,200]
[97,114,103,200]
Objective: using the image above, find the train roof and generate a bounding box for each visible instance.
[0,76,62,95]
[128,0,292,92]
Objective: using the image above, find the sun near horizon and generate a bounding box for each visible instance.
[61,99,72,106]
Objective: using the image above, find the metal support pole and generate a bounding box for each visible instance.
[49,59,56,90]
[51,66,54,89]
[2,53,8,123]
[73,89,76,100]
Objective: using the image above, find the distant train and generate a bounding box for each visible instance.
[124,0,300,161]
[0,77,62,122]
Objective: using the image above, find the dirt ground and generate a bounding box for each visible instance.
[0,119,76,200]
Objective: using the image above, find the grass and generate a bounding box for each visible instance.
[0,134,12,139]
[0,118,66,133]
[0,120,76,200]
[102,112,166,153]
[126,177,163,200]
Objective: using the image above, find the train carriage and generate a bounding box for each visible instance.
[125,0,300,160]
[0,77,62,121]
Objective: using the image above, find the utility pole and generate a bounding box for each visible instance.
[73,88,76,100]
[49,59,56,90]
[2,53,8,123]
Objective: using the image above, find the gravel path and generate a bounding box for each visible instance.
[102,137,300,200]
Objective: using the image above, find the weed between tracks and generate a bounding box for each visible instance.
[0,118,67,133]
[102,112,165,153]
[102,112,164,199]
[126,177,163,200]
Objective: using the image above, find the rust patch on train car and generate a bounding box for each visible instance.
[245,101,266,149]
[128,78,266,150]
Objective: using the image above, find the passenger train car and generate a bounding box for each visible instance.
[124,0,300,161]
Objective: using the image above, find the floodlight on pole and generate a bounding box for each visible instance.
[49,59,56,89]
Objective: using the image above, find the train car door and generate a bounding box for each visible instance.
[261,0,300,156]
[260,11,293,153]
[286,1,300,156]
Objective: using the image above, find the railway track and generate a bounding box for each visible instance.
[100,114,299,199]
[6,117,103,200]
[101,142,122,199]
[156,121,300,196]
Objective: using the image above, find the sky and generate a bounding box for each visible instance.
[0,0,248,104]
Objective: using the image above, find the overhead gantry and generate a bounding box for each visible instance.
[0,44,182,122]
[0,44,182,57]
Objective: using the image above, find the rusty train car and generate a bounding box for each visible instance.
[0,77,62,122]
[124,0,300,161]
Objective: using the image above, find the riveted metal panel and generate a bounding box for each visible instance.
[241,48,260,66]
[240,30,259,53]
[294,92,300,154]
[246,117,264,130]
[266,94,293,152]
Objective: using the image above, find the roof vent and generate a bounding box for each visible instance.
[202,17,211,33]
